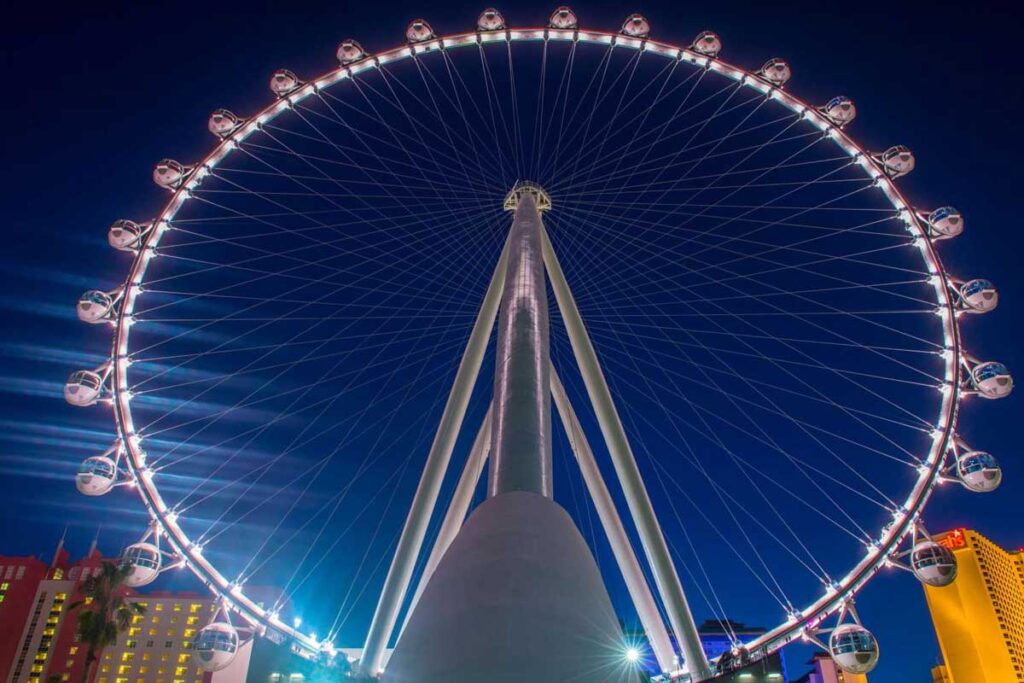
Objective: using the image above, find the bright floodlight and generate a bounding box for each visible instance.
[626,647,641,663]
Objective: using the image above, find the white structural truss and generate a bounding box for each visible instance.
[64,8,1012,682]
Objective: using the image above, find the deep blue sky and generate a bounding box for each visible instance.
[2,2,1022,681]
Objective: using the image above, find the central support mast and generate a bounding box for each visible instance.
[490,185,552,497]
[384,183,636,683]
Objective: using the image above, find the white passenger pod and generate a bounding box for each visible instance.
[477,9,505,32]
[76,442,127,497]
[691,30,722,57]
[270,69,302,97]
[549,6,578,30]
[77,289,122,324]
[820,96,857,127]
[758,58,791,87]
[120,526,179,588]
[829,624,879,674]
[910,541,958,587]
[76,455,117,496]
[919,206,963,240]
[108,219,152,252]
[954,278,998,314]
[620,14,650,39]
[874,145,915,178]
[967,359,1013,399]
[65,366,110,407]
[406,19,434,43]
[153,159,193,190]
[121,542,163,587]
[195,621,240,671]
[336,39,366,65]
[208,109,245,138]
[955,449,1002,492]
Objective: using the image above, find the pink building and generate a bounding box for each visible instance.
[1,541,252,683]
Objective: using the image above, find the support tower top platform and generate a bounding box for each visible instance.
[504,182,552,212]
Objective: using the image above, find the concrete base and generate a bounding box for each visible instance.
[383,491,639,683]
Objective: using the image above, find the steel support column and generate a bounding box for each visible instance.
[489,191,552,498]
[550,367,677,673]
[360,244,509,676]
[399,408,492,639]
[542,228,713,681]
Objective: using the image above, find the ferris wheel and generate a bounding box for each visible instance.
[66,7,1011,681]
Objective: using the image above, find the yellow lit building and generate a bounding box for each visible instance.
[97,593,215,683]
[923,528,1024,682]
[96,592,252,683]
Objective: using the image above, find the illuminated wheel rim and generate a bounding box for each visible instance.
[99,24,965,666]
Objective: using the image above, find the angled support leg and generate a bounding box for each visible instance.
[550,367,676,674]
[542,228,712,681]
[360,245,509,676]
[398,407,492,639]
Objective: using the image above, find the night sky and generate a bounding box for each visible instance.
[2,2,1022,681]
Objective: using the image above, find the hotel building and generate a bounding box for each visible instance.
[923,528,1024,682]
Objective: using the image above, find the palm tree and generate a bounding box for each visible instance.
[69,562,146,683]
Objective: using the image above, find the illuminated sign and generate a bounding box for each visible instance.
[938,528,967,550]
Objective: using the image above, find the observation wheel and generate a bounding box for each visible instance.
[66,7,1011,681]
